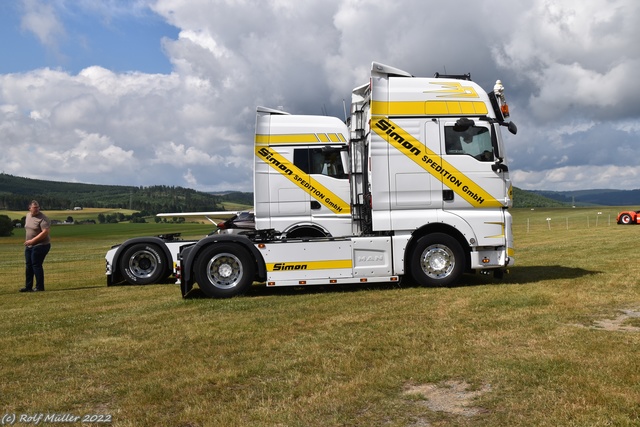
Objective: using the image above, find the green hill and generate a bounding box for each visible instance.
[0,173,227,214]
[531,189,640,207]
[512,187,567,208]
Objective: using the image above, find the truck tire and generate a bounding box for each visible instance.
[194,243,255,298]
[120,243,168,285]
[619,214,632,224]
[410,233,464,287]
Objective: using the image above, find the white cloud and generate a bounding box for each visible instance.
[153,142,223,165]
[615,120,640,133]
[20,0,65,49]
[178,29,229,58]
[494,0,640,121]
[0,62,250,188]
[1,0,640,193]
[183,168,198,187]
[513,165,640,191]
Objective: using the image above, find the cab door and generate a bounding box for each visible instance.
[371,117,444,231]
[292,146,351,236]
[439,119,508,210]
[389,119,444,210]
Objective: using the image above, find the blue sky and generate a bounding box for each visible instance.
[0,0,639,193]
[0,1,177,74]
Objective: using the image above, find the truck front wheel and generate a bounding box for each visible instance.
[410,233,464,287]
[120,243,168,285]
[194,244,255,298]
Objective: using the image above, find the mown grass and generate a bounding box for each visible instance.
[0,208,639,426]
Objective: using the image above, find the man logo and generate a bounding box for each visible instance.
[357,255,384,262]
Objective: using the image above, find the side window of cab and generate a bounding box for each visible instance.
[294,148,348,178]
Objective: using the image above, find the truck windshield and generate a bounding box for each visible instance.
[444,125,494,162]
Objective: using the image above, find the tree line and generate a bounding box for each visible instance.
[511,187,567,208]
[0,173,228,213]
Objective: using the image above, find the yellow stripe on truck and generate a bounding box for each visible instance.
[371,82,489,117]
[260,133,346,145]
[255,144,351,215]
[267,259,353,272]
[371,100,488,116]
[372,117,502,208]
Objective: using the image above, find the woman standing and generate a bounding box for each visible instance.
[20,200,51,292]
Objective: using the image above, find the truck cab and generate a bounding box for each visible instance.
[254,107,352,238]
[350,62,516,274]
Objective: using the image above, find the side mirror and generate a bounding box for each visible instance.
[340,150,350,174]
[507,121,517,135]
[492,162,509,173]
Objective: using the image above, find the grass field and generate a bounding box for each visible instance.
[0,207,638,426]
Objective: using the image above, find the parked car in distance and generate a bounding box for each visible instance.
[617,210,640,225]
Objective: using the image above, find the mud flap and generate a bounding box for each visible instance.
[180,279,194,298]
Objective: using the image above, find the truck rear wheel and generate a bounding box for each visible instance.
[194,244,255,298]
[120,243,168,285]
[410,233,464,287]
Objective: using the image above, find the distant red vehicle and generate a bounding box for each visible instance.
[617,210,640,224]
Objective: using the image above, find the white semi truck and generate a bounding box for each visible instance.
[170,62,517,298]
